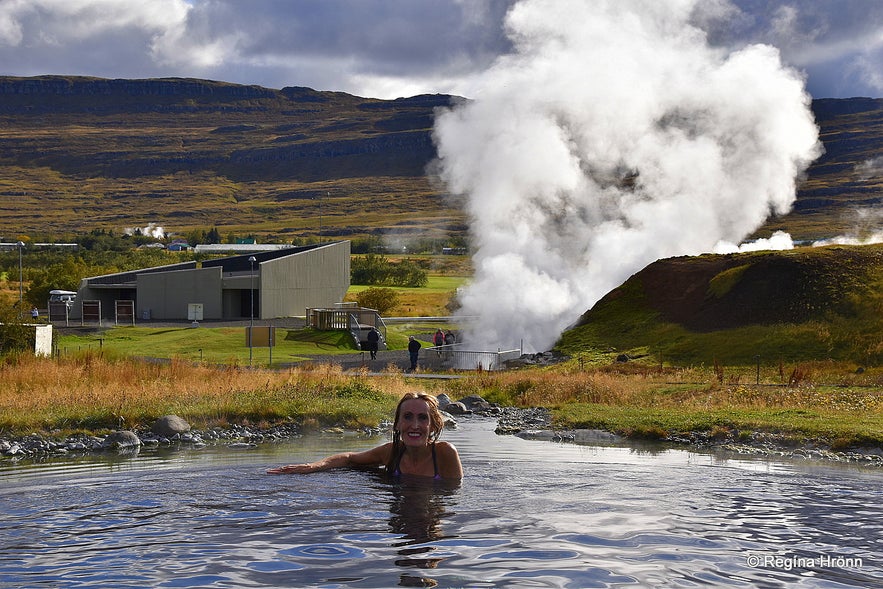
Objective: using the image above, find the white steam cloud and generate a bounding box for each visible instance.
[125,223,165,239]
[433,0,822,352]
[856,156,883,181]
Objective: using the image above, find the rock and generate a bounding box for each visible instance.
[152,415,191,437]
[101,431,142,450]
[457,395,494,413]
[571,429,623,444]
[3,443,24,456]
[439,411,458,429]
[442,402,470,415]
[436,393,452,408]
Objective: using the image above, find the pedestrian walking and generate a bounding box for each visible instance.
[408,336,421,371]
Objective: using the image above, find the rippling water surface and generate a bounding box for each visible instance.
[1,419,881,588]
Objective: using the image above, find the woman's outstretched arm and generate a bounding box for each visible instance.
[267,442,392,474]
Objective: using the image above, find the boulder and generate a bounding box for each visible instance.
[439,411,458,428]
[152,415,191,437]
[457,394,493,413]
[101,430,142,450]
[442,401,470,415]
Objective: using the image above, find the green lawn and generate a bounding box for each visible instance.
[56,326,360,366]
[347,275,469,293]
[54,273,472,366]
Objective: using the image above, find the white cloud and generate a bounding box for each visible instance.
[0,0,880,98]
[0,0,26,46]
[710,0,883,98]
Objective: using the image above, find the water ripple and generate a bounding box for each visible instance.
[1,420,881,588]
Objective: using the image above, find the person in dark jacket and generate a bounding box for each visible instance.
[408,336,421,371]
[366,327,380,360]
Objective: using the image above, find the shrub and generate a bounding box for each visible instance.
[356,287,400,315]
[0,298,32,355]
[351,254,427,287]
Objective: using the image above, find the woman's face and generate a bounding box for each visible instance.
[396,398,433,447]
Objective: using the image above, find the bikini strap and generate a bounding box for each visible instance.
[391,445,404,477]
[431,442,440,478]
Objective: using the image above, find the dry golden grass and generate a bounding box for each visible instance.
[2,351,881,448]
[438,362,883,446]
[446,362,882,412]
[0,354,419,435]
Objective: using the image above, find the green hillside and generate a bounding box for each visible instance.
[0,76,881,246]
[558,243,883,366]
[0,76,462,242]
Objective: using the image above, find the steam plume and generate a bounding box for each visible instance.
[125,223,165,239]
[433,0,821,352]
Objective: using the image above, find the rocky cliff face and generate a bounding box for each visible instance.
[0,76,879,241]
[0,76,276,98]
[0,75,455,180]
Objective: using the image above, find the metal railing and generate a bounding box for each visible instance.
[422,344,521,371]
[307,307,387,350]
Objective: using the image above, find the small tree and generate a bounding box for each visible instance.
[356,287,400,316]
[0,297,32,356]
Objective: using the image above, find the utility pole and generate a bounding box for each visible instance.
[249,256,256,366]
[17,241,24,316]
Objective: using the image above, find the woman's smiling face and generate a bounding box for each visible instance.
[396,398,433,446]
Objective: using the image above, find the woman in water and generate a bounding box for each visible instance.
[267,392,463,480]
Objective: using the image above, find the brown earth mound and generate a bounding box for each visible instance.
[580,244,883,333]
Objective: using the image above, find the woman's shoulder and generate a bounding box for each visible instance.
[434,440,460,456]
[434,440,463,479]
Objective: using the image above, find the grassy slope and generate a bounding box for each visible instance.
[0,76,462,242]
[0,77,881,247]
[557,243,883,368]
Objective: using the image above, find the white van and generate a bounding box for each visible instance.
[49,289,77,308]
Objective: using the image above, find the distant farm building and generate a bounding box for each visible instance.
[69,241,350,321]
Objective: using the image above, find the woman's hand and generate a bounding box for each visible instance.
[266,463,315,474]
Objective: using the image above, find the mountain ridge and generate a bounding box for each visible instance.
[0,75,880,243]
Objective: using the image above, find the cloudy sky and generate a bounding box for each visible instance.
[0,0,881,100]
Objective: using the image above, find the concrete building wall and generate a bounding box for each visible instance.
[260,241,351,318]
[68,242,350,322]
[72,284,126,320]
[137,266,223,320]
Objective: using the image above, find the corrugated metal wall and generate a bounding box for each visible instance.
[260,241,351,318]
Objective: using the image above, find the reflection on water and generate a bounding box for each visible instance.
[388,478,460,587]
[1,419,881,588]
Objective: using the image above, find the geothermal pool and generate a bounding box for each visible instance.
[1,419,880,588]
